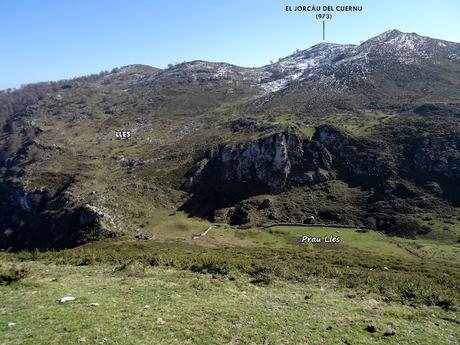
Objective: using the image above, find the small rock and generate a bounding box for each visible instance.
[383,266,389,270]
[366,323,377,333]
[143,305,150,309]
[59,296,76,303]
[7,322,16,327]
[77,336,86,343]
[384,326,396,336]
[134,233,154,240]
[157,317,165,325]
[89,303,99,307]
[326,325,333,331]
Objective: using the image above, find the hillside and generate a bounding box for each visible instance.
[1,29,460,250]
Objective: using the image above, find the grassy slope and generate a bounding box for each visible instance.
[1,262,459,345]
[1,216,459,344]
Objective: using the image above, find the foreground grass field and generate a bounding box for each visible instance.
[1,262,459,345]
[1,221,459,344]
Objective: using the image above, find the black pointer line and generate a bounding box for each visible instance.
[323,20,325,40]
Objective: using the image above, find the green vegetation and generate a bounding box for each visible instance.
[2,262,458,345]
[0,264,28,286]
[1,221,459,343]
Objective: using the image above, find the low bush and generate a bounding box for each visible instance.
[0,264,28,285]
[2,240,458,309]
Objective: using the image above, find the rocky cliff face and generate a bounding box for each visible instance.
[183,131,333,197]
[181,122,458,229]
[0,181,115,251]
[185,123,400,199]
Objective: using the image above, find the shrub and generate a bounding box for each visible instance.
[249,264,277,285]
[0,265,28,285]
[190,258,230,275]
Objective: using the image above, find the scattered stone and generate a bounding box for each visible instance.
[7,322,16,327]
[303,215,316,224]
[134,233,154,240]
[157,317,165,325]
[366,323,377,333]
[384,325,396,336]
[89,303,99,307]
[366,298,379,307]
[143,305,150,309]
[59,296,76,303]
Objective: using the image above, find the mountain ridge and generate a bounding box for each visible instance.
[3,29,459,93]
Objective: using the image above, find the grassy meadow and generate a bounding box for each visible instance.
[1,212,459,344]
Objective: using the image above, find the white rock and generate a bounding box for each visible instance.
[59,296,76,303]
[143,305,150,309]
[89,303,99,307]
[383,266,389,270]
[157,317,165,325]
[7,322,16,327]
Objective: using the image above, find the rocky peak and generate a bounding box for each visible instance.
[357,30,459,63]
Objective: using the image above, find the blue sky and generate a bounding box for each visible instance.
[1,0,459,89]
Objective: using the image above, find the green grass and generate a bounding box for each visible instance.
[1,261,459,345]
[312,111,397,137]
[1,221,459,344]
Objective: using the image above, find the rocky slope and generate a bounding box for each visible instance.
[1,30,459,250]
